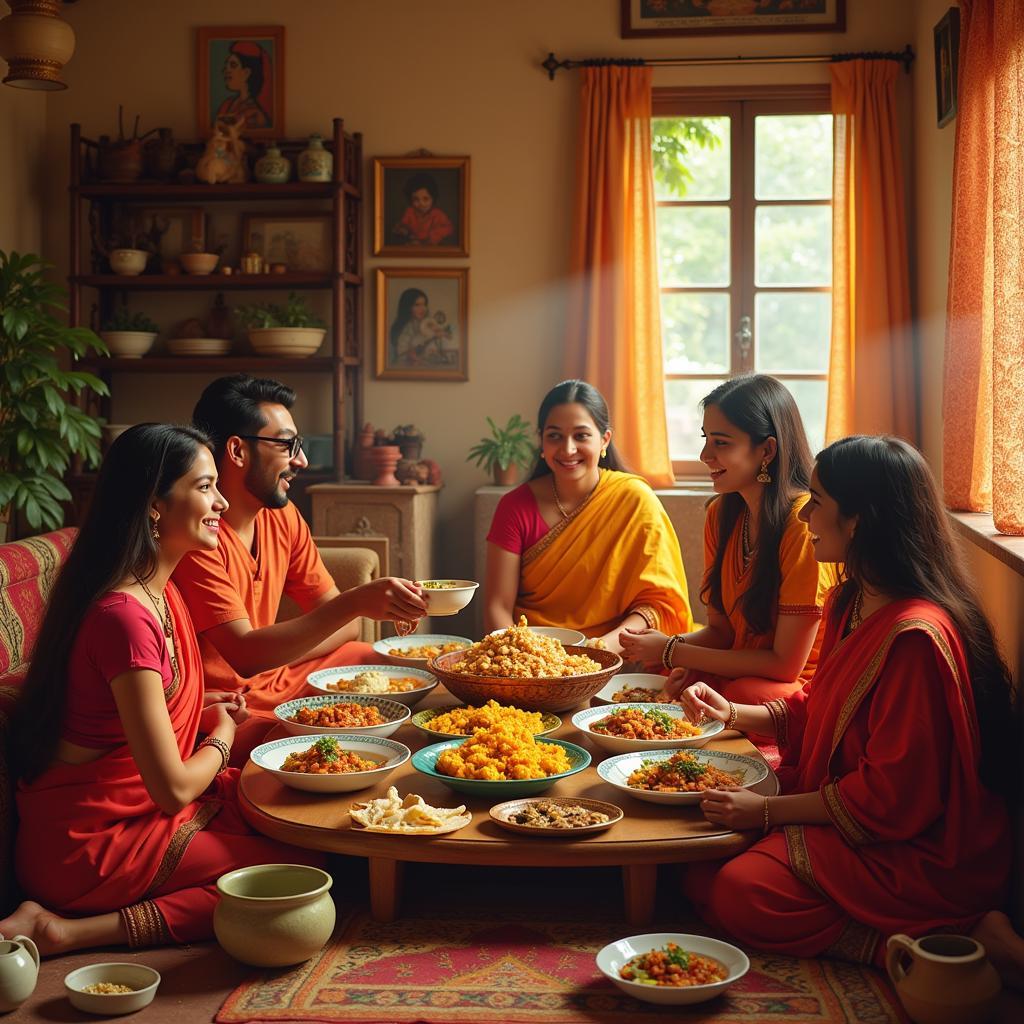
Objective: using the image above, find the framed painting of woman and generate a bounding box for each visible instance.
[196,26,285,140]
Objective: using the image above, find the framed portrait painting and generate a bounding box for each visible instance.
[242,214,331,272]
[933,8,960,129]
[373,156,469,257]
[376,268,468,381]
[196,25,284,139]
[620,0,846,37]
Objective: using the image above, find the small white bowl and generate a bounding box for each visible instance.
[306,663,438,707]
[417,580,479,616]
[273,693,411,737]
[64,962,160,1015]
[572,703,723,754]
[592,673,672,706]
[596,932,749,1005]
[167,336,232,357]
[596,748,768,805]
[179,252,219,275]
[489,625,587,646]
[250,733,410,793]
[372,635,472,669]
[108,248,148,275]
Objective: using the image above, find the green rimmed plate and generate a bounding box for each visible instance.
[410,704,561,742]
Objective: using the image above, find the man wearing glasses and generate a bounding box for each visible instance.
[173,374,427,758]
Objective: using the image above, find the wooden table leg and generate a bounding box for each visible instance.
[622,864,657,927]
[368,857,405,922]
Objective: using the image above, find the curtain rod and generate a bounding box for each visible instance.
[542,44,915,81]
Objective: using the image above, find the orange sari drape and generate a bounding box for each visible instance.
[516,470,692,637]
[942,0,1024,533]
[827,60,915,444]
[564,66,674,487]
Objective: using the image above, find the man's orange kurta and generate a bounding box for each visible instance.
[172,502,370,714]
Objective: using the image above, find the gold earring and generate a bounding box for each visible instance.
[756,460,772,485]
[600,448,607,459]
[151,515,160,541]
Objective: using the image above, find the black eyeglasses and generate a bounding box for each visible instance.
[238,434,304,459]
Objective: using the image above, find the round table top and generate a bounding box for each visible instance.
[239,689,779,868]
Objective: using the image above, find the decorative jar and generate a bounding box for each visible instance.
[0,935,39,1012]
[254,141,291,184]
[297,133,332,182]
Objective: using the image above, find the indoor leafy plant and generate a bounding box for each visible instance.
[0,250,108,535]
[235,292,326,358]
[466,414,537,485]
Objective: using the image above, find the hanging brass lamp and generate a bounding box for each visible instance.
[0,0,76,91]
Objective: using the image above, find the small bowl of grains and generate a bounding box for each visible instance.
[416,579,479,616]
[64,962,160,1015]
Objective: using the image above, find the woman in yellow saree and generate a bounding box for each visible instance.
[484,381,692,651]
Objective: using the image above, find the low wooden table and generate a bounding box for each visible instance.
[239,695,777,927]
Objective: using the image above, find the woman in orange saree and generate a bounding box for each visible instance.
[680,436,1021,980]
[484,380,692,650]
[1,425,320,955]
[622,376,834,702]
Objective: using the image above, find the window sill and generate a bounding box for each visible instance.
[949,511,1024,579]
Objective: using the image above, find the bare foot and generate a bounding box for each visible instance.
[973,910,1024,991]
[0,901,73,957]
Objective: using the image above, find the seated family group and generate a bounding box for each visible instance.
[2,372,1022,988]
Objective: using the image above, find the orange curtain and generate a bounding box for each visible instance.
[564,66,674,488]
[826,61,916,445]
[942,0,1024,534]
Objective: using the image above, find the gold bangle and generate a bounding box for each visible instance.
[199,735,231,774]
[762,796,771,834]
[725,701,738,730]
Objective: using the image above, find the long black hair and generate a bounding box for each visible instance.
[389,288,428,356]
[529,380,629,478]
[12,423,212,783]
[816,435,1016,797]
[700,375,813,635]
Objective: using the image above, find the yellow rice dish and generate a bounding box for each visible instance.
[435,722,571,781]
[427,699,547,736]
[452,617,599,678]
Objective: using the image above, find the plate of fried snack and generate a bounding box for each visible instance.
[349,786,472,835]
[597,748,768,805]
[372,635,473,669]
[572,703,723,754]
[251,734,411,793]
[306,664,438,707]
[410,699,561,741]
[274,694,411,737]
[592,674,675,706]
[489,796,623,837]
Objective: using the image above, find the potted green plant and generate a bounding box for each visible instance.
[235,292,326,358]
[100,306,159,358]
[0,250,109,537]
[391,424,425,461]
[466,414,536,486]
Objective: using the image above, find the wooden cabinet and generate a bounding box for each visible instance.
[66,119,363,521]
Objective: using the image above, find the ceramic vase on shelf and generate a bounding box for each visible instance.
[369,445,401,487]
[297,133,332,182]
[254,141,290,184]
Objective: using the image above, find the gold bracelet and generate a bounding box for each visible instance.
[662,634,685,671]
[762,796,771,834]
[725,701,738,730]
[199,735,231,774]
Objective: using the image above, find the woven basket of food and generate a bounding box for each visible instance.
[428,623,623,712]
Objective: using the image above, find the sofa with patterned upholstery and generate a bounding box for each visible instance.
[0,528,379,915]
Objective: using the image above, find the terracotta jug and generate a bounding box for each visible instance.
[886,933,1000,1024]
[0,935,40,1013]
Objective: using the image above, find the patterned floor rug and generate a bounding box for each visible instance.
[217,904,906,1024]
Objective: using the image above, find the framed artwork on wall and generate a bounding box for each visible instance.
[241,214,331,272]
[196,25,285,139]
[373,156,469,257]
[933,8,960,129]
[620,0,846,38]
[375,268,468,381]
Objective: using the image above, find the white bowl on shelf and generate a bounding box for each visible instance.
[108,248,148,275]
[100,330,157,358]
[167,337,232,357]
[179,252,219,275]
[248,327,325,357]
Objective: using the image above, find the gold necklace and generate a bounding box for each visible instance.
[134,574,178,676]
[741,508,757,568]
[849,588,864,631]
[551,474,598,521]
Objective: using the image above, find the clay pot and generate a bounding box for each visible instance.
[397,438,423,461]
[98,139,143,182]
[369,445,401,487]
[214,864,335,968]
[494,463,519,486]
[886,933,1001,1024]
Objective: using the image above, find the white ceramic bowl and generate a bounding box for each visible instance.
[305,663,438,707]
[417,579,479,616]
[592,673,672,706]
[489,625,587,646]
[167,336,232,356]
[248,327,326,357]
[250,734,410,793]
[372,635,472,669]
[596,748,769,805]
[64,962,160,1015]
[572,703,723,754]
[595,932,749,1005]
[108,248,148,275]
[179,252,219,274]
[100,330,156,359]
[273,693,411,737]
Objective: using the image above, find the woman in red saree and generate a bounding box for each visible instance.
[681,435,1024,983]
[0,425,320,955]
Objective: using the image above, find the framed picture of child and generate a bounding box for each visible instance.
[196,25,285,140]
[373,156,469,257]
[376,268,468,381]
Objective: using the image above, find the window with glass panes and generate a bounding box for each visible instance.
[653,87,833,473]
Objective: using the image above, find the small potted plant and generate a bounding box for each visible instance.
[391,424,425,461]
[234,292,326,358]
[466,414,536,486]
[100,307,159,359]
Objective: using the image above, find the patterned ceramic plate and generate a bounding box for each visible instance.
[410,705,561,741]
[250,734,411,794]
[305,664,437,708]
[372,634,472,668]
[572,704,723,754]
[489,796,623,837]
[273,693,411,737]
